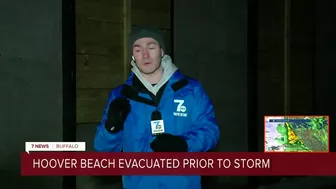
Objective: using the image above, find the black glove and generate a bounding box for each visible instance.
[105,97,131,133]
[150,133,188,152]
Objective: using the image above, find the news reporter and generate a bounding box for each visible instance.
[93,26,220,189]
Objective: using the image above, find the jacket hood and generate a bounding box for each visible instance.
[130,54,178,95]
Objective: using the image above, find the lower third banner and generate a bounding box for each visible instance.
[21,152,336,176]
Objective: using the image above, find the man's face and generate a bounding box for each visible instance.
[132,37,163,75]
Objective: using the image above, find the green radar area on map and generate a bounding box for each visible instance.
[264,115,329,153]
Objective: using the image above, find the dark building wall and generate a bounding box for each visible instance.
[76,0,125,123]
[0,0,74,188]
[75,0,172,123]
[314,0,336,151]
[256,0,286,156]
[75,0,172,124]
[289,0,315,114]
[173,0,250,186]
[174,0,336,188]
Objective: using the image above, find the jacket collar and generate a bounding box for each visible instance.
[127,54,178,95]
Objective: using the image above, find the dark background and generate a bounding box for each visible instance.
[0,0,335,189]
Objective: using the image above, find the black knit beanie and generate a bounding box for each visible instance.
[129,26,166,54]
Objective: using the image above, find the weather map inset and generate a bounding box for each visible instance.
[264,116,329,153]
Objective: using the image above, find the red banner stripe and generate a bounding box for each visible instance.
[21,152,336,176]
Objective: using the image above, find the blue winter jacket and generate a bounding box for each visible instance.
[94,66,220,189]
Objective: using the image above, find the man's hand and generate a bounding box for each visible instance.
[105,97,131,133]
[150,133,188,152]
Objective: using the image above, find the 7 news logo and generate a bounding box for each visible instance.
[173,99,188,117]
[153,121,162,130]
